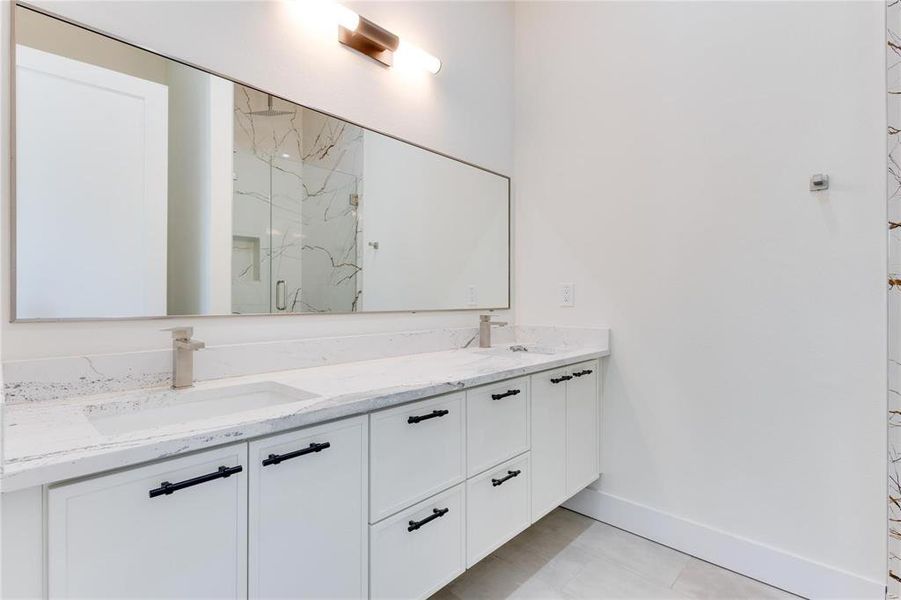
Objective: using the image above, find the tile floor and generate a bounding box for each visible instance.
[431,508,800,600]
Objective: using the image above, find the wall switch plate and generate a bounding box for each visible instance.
[467,285,478,306]
[560,283,575,307]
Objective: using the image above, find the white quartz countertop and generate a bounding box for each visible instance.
[2,342,609,492]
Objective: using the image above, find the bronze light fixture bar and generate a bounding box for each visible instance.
[339,17,399,68]
[334,4,442,74]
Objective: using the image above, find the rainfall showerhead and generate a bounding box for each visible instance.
[248,95,293,117]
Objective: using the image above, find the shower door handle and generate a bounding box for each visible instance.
[275,280,286,311]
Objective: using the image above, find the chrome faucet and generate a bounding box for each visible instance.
[164,327,205,389]
[479,314,508,348]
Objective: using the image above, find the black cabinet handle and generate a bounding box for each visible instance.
[408,507,449,532]
[149,465,242,498]
[491,389,521,400]
[572,369,594,377]
[492,469,522,487]
[262,442,331,466]
[408,409,449,424]
[550,375,573,384]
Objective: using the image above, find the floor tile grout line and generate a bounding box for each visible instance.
[484,518,597,597]
[557,507,804,599]
[668,555,691,593]
[488,541,587,595]
[553,509,689,589]
[433,508,801,599]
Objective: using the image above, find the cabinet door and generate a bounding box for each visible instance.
[530,368,568,522]
[48,444,247,599]
[566,360,600,495]
[249,416,367,599]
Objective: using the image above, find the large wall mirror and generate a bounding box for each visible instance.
[12,5,510,320]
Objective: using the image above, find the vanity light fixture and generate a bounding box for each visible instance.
[331,2,442,74]
[331,2,360,31]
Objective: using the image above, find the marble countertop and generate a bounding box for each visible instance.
[2,342,608,492]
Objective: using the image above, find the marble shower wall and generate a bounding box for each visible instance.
[232,84,362,314]
[232,147,273,314]
[300,111,363,313]
[889,0,900,593]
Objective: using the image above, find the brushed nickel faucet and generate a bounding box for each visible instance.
[479,314,508,348]
[164,327,205,389]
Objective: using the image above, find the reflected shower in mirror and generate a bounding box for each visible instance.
[13,5,509,320]
[232,87,364,315]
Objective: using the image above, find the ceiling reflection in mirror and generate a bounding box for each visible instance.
[13,6,510,320]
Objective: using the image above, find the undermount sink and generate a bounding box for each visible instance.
[85,382,319,436]
[475,344,556,356]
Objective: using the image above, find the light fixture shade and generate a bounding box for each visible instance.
[394,39,442,74]
[335,9,441,74]
[301,1,360,32]
[333,3,360,31]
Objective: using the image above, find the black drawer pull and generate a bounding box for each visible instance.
[408,409,449,424]
[572,369,594,377]
[550,375,573,384]
[491,389,521,400]
[262,442,331,466]
[149,465,242,498]
[408,507,449,532]
[492,469,522,487]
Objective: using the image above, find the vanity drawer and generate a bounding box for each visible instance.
[466,453,531,567]
[370,392,465,522]
[370,484,465,600]
[466,377,530,476]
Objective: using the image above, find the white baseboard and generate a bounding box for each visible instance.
[563,487,884,600]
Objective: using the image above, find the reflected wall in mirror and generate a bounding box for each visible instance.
[13,5,510,320]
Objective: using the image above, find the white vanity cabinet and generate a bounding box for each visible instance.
[31,356,603,600]
[248,416,367,599]
[530,359,601,521]
[48,443,248,599]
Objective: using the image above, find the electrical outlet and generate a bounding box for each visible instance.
[467,285,478,306]
[560,283,575,307]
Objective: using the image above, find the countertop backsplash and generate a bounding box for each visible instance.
[2,325,609,404]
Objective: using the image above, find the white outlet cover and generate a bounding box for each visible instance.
[560,283,575,307]
[467,285,478,306]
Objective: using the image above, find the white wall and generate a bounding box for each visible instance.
[515,0,886,593]
[167,64,233,316]
[1,0,513,359]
